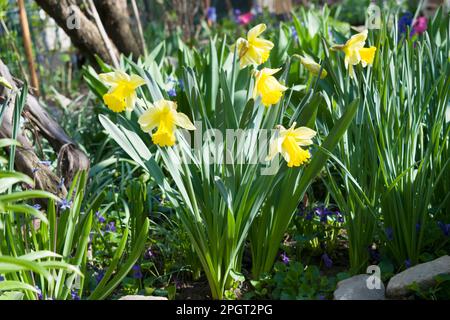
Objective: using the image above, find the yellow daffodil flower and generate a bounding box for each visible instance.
[99,70,145,112]
[331,30,377,78]
[266,123,316,167]
[298,55,328,79]
[236,23,274,69]
[253,68,288,107]
[138,99,195,147]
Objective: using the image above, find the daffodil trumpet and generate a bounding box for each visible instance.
[266,123,316,167]
[253,68,288,107]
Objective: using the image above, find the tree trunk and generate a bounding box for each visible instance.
[0,58,90,195]
[34,0,119,65]
[94,0,143,58]
[17,0,40,95]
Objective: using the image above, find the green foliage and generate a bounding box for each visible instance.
[246,262,338,300]
[321,8,450,273]
[407,274,450,300]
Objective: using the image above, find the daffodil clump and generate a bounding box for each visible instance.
[99,71,195,147]
[98,24,317,165]
[236,24,315,167]
[331,29,377,78]
[237,23,287,108]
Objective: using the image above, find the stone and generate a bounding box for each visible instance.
[119,295,168,300]
[386,255,450,299]
[333,274,385,300]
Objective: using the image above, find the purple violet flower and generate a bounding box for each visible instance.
[71,290,80,300]
[415,223,421,233]
[291,26,298,42]
[105,221,116,232]
[132,264,143,279]
[322,253,333,268]
[281,252,290,264]
[207,7,217,23]
[95,211,106,224]
[167,87,177,97]
[398,12,413,34]
[35,286,43,300]
[95,270,104,284]
[405,259,411,269]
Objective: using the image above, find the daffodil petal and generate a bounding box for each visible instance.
[247,23,267,41]
[130,74,146,88]
[293,127,317,146]
[174,112,196,130]
[138,108,159,132]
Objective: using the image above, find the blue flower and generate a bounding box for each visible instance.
[132,264,143,279]
[0,275,4,281]
[71,290,80,300]
[253,4,262,15]
[32,204,42,210]
[207,7,217,23]
[322,253,333,269]
[35,286,43,300]
[398,12,413,34]
[281,252,290,265]
[59,198,72,210]
[415,223,421,233]
[95,211,106,224]
[95,270,104,284]
[38,160,52,166]
[438,221,450,237]
[405,259,411,269]
[314,206,327,223]
[167,87,177,97]
[178,79,184,91]
[105,221,116,232]
[290,26,298,42]
[385,227,394,241]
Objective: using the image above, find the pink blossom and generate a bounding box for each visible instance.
[411,16,427,35]
[238,12,254,25]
